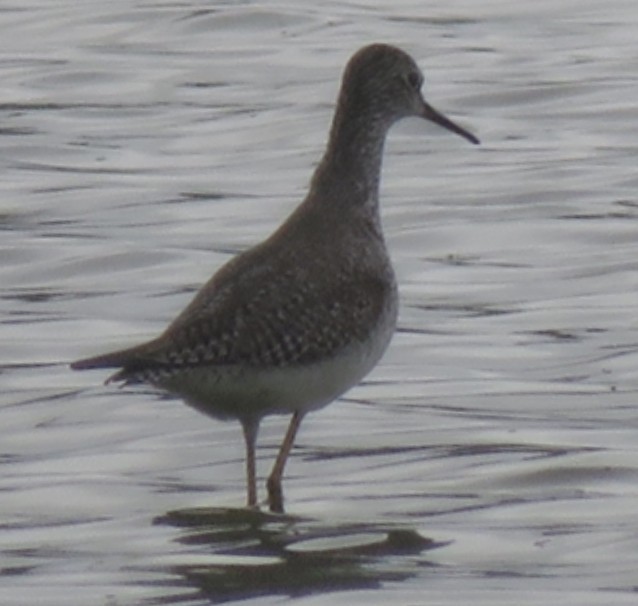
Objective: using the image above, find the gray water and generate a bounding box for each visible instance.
[2,1,638,604]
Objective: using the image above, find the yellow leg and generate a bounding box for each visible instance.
[241,419,259,508]
[267,411,304,513]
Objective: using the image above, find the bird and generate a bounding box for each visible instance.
[71,43,479,513]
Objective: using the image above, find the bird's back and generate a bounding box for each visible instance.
[72,194,398,394]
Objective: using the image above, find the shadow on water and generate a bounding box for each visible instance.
[152,507,443,603]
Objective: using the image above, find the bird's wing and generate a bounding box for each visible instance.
[72,242,393,381]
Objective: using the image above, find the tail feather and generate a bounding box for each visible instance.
[70,342,163,383]
[71,351,131,370]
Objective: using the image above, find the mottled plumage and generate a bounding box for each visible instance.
[72,43,478,512]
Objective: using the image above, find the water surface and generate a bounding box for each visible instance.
[2,1,638,604]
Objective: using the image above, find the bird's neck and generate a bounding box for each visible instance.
[309,102,389,210]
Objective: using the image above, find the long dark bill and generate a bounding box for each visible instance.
[422,100,480,145]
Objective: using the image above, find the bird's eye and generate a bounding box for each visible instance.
[407,71,421,90]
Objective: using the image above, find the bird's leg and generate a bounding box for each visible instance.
[241,418,260,509]
[267,410,304,513]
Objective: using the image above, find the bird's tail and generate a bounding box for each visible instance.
[71,349,131,370]
[70,341,160,384]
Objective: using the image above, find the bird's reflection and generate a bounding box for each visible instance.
[153,507,444,602]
